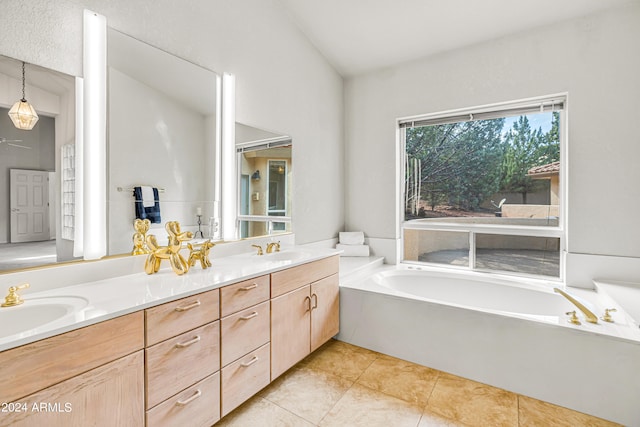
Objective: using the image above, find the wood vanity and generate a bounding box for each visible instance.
[0,255,339,427]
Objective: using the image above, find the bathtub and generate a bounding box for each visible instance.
[337,264,640,426]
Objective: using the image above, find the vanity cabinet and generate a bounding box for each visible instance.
[270,256,339,379]
[0,312,144,427]
[144,289,220,426]
[219,275,271,417]
[0,253,339,427]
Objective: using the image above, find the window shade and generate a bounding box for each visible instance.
[399,99,564,129]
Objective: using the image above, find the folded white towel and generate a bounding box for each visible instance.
[337,244,370,257]
[339,231,365,245]
[141,186,155,208]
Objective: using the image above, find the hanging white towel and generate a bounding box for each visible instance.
[339,231,365,245]
[141,186,155,207]
[336,244,370,257]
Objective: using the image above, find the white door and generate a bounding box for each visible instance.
[10,169,50,243]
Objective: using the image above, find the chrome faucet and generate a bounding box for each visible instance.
[266,241,281,254]
[553,288,598,324]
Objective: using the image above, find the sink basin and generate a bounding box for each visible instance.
[0,296,89,338]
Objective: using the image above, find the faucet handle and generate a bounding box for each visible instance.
[601,308,617,323]
[2,283,30,307]
[252,244,264,256]
[565,311,581,325]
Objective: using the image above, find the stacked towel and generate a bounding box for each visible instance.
[336,231,370,257]
[134,186,162,224]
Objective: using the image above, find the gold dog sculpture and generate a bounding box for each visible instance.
[145,221,193,275]
[188,240,215,269]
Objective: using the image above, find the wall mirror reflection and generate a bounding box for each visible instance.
[106,28,221,255]
[236,122,292,239]
[0,55,77,271]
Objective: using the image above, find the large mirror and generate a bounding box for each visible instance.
[106,28,221,254]
[0,55,77,271]
[0,28,294,273]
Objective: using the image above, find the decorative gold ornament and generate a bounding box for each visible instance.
[131,218,152,255]
[145,221,193,275]
[188,240,215,269]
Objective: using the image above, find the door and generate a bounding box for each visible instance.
[310,274,340,351]
[240,174,250,238]
[271,285,311,379]
[10,169,50,243]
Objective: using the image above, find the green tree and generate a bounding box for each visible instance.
[499,114,559,203]
[406,118,504,213]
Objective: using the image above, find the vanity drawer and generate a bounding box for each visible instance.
[221,343,271,417]
[220,274,270,317]
[145,289,219,346]
[145,321,220,409]
[271,255,339,298]
[0,311,143,403]
[221,301,270,366]
[146,372,220,427]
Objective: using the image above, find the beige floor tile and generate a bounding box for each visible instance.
[357,353,440,407]
[301,339,379,382]
[319,383,423,427]
[261,366,354,424]
[518,395,622,427]
[419,407,470,427]
[216,396,314,427]
[426,373,518,427]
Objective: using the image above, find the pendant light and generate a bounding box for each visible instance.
[8,61,39,130]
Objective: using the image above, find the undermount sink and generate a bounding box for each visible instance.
[0,296,89,338]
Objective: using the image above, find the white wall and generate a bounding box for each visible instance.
[345,4,640,268]
[0,0,345,245]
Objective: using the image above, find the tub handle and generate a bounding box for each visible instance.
[304,296,311,312]
[311,293,318,310]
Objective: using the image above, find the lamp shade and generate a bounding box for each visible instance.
[8,99,39,130]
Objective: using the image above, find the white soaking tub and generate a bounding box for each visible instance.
[337,264,640,426]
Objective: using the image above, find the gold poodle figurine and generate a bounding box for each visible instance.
[188,240,215,269]
[145,221,193,275]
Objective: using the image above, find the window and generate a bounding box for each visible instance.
[237,142,292,239]
[400,96,565,279]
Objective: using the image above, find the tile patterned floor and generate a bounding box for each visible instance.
[216,339,621,427]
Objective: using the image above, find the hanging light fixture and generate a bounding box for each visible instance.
[8,61,39,130]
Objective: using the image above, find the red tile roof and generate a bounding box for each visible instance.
[527,161,560,177]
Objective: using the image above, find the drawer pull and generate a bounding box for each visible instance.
[311,293,318,310]
[176,389,202,406]
[174,300,201,312]
[240,311,258,321]
[304,296,311,312]
[240,355,259,367]
[175,335,201,348]
[239,283,259,291]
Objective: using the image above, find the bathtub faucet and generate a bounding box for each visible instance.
[553,288,598,324]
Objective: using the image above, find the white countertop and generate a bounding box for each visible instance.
[0,247,340,352]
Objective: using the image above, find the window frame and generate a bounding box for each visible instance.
[397,94,567,281]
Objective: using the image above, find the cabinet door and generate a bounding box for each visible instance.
[310,274,340,351]
[270,285,311,379]
[2,351,144,427]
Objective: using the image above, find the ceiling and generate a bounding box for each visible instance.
[278,0,636,77]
